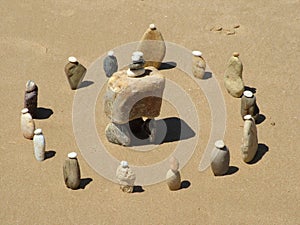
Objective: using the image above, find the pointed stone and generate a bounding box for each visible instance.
[64,56,87,90]
[103,51,118,77]
[137,24,166,69]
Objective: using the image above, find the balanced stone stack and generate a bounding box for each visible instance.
[137,24,166,69]
[104,51,165,146]
[211,140,230,176]
[116,161,136,193]
[21,108,35,140]
[224,52,245,98]
[64,56,87,90]
[166,156,181,191]
[33,128,45,162]
[241,90,260,121]
[192,50,206,79]
[24,80,38,117]
[63,152,81,190]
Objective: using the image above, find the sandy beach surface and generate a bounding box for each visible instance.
[1,1,299,224]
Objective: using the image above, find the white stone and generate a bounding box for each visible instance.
[68,56,77,63]
[68,152,77,159]
[33,129,45,161]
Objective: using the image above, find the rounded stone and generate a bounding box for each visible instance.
[192,50,202,57]
[244,90,253,98]
[68,56,77,63]
[68,152,77,159]
[108,51,114,56]
[149,24,156,30]
[25,80,36,92]
[233,52,240,57]
[21,108,29,114]
[121,160,128,168]
[244,114,252,120]
[34,128,42,135]
[215,140,225,149]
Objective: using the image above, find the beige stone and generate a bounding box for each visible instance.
[137,24,166,69]
[224,53,244,98]
[104,67,165,124]
[166,156,181,191]
[116,161,136,193]
[166,170,181,191]
[63,152,81,190]
[241,115,258,162]
[192,51,206,79]
[20,108,35,139]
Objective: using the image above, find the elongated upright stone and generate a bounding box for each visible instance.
[21,108,35,139]
[103,51,118,77]
[224,52,244,97]
[241,115,258,162]
[104,67,165,124]
[166,156,181,191]
[63,152,81,190]
[192,51,206,79]
[24,80,38,117]
[116,161,136,193]
[137,24,166,69]
[241,90,260,121]
[33,128,45,161]
[64,56,87,90]
[211,140,230,176]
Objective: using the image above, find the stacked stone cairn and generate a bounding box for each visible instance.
[104,51,165,146]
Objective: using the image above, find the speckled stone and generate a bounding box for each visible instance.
[224,53,244,98]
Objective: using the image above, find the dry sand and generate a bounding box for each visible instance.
[1,1,299,224]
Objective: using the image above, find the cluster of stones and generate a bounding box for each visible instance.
[22,80,46,161]
[21,23,265,192]
[21,79,83,190]
[208,52,262,176]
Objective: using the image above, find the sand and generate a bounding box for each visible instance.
[0,1,299,224]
